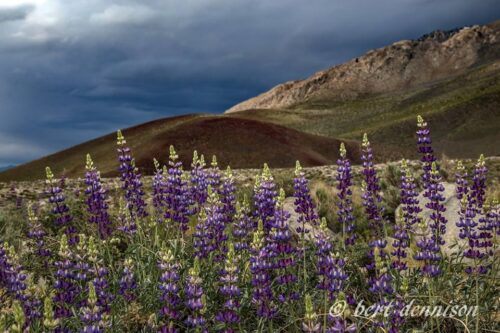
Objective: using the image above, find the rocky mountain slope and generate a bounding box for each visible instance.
[227,20,500,113]
[225,21,500,159]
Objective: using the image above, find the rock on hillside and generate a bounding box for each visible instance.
[226,21,500,113]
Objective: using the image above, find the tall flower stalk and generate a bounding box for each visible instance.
[232,198,254,253]
[414,162,447,277]
[254,164,277,234]
[190,151,208,215]
[164,146,190,234]
[185,258,207,332]
[416,115,437,189]
[26,203,51,262]
[84,154,112,239]
[267,189,299,303]
[249,221,276,320]
[221,166,237,226]
[46,167,78,245]
[294,161,319,288]
[216,242,241,332]
[336,143,355,247]
[158,247,181,332]
[152,158,166,224]
[117,130,148,220]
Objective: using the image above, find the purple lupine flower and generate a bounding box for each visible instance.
[53,235,78,325]
[116,130,148,220]
[216,243,241,333]
[249,221,276,319]
[456,162,476,241]
[119,258,137,302]
[185,258,207,332]
[193,186,226,261]
[190,151,209,215]
[193,209,213,260]
[232,198,254,252]
[361,134,384,235]
[26,203,51,260]
[84,154,112,239]
[207,155,221,191]
[336,144,356,247]
[254,164,277,234]
[367,247,394,329]
[391,210,410,271]
[294,160,319,284]
[484,199,499,236]
[361,134,388,269]
[80,282,109,333]
[294,161,319,235]
[117,197,137,236]
[84,237,114,314]
[414,162,447,277]
[455,160,469,201]
[391,160,420,271]
[46,167,78,245]
[0,242,27,303]
[23,276,43,325]
[152,159,166,224]
[416,115,437,189]
[163,146,190,233]
[158,247,181,332]
[220,166,236,226]
[315,218,347,301]
[465,155,493,274]
[470,154,487,210]
[302,294,320,333]
[1,243,44,328]
[73,235,91,295]
[400,159,422,228]
[360,134,394,329]
[267,188,299,303]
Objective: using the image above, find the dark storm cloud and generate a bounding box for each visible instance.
[0,0,499,166]
[0,4,34,23]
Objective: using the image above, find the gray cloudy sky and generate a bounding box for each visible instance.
[0,0,499,166]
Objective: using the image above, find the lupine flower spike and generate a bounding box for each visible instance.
[158,246,181,332]
[249,220,276,319]
[416,115,437,189]
[164,145,190,234]
[185,258,207,332]
[336,143,355,247]
[119,258,137,302]
[117,130,148,219]
[190,151,209,215]
[254,163,277,234]
[267,188,299,303]
[46,167,78,245]
[414,162,447,277]
[152,158,166,224]
[85,154,112,239]
[302,294,320,333]
[216,242,241,332]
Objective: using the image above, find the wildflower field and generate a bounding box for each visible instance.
[0,116,498,333]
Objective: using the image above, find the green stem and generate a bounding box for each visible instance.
[323,290,328,333]
[302,224,307,295]
[475,274,479,333]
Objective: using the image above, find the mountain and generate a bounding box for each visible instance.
[2,21,499,182]
[0,114,384,182]
[226,21,500,158]
[0,165,15,172]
